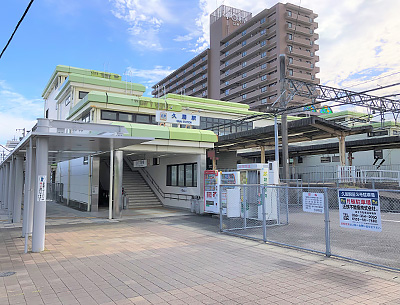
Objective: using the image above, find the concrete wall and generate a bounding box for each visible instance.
[140,153,206,211]
[56,158,90,205]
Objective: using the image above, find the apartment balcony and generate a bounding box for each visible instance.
[286,12,318,26]
[286,35,313,48]
[288,60,313,71]
[286,24,314,37]
[286,47,312,59]
[220,65,274,91]
[289,72,319,83]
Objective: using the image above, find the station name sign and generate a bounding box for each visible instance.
[156,111,200,126]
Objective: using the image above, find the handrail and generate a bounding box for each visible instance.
[139,167,193,201]
[123,156,193,201]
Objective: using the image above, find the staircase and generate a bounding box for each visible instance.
[123,163,162,209]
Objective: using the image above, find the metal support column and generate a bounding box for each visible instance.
[4,162,10,213]
[274,116,279,163]
[324,187,331,257]
[109,145,114,220]
[281,114,289,180]
[32,137,49,253]
[0,166,3,209]
[113,150,123,218]
[13,155,24,223]
[28,147,36,236]
[260,146,265,164]
[338,133,346,167]
[8,157,15,220]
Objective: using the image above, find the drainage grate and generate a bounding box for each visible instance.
[0,271,16,277]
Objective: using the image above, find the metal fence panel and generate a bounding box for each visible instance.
[328,188,400,270]
[220,184,400,271]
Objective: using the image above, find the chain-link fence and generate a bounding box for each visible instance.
[220,184,400,271]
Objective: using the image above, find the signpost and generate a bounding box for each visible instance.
[338,189,382,232]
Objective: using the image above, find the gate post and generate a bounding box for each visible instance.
[324,187,331,257]
[262,185,267,242]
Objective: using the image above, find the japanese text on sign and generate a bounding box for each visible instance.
[156,111,200,126]
[338,189,382,232]
[302,192,324,213]
[37,175,47,202]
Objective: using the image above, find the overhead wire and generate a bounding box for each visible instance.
[0,0,35,60]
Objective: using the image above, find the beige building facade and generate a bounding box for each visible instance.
[153,2,319,112]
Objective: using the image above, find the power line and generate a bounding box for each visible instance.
[344,70,400,89]
[0,0,35,60]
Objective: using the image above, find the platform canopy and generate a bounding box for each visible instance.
[214,116,372,151]
[1,119,154,164]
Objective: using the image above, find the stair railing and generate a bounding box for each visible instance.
[124,156,193,201]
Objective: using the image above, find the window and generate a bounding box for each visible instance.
[202,83,206,88]
[242,83,247,89]
[288,22,292,29]
[225,81,229,86]
[167,163,197,187]
[261,63,267,69]
[225,70,230,76]
[101,110,117,121]
[310,39,313,45]
[225,61,229,67]
[242,62,247,68]
[260,17,266,24]
[242,94,247,100]
[311,63,314,68]
[311,75,315,80]
[261,98,267,104]
[261,75,267,81]
[79,91,89,99]
[289,57,293,64]
[261,51,267,58]
[309,28,313,34]
[242,72,247,78]
[261,87,267,92]
[225,89,230,96]
[202,65,206,70]
[309,17,313,23]
[225,41,229,47]
[260,29,266,35]
[242,40,247,46]
[287,11,292,17]
[310,52,314,57]
[202,91,206,97]
[225,51,229,57]
[193,71,196,76]
[82,112,90,123]
[261,40,266,47]
[193,63,196,67]
[136,114,151,124]
[83,156,89,165]
[242,30,246,36]
[64,95,71,106]
[289,69,293,76]
[202,56,206,61]
[288,34,293,40]
[242,51,247,57]
[202,74,206,79]
[288,45,293,52]
[192,80,196,85]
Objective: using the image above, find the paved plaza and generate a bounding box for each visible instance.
[1,203,400,304]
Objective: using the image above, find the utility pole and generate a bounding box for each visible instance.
[279,54,289,181]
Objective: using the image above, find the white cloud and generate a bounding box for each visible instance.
[0,81,42,145]
[109,0,173,50]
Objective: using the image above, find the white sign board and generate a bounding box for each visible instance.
[237,163,269,170]
[156,111,200,126]
[37,175,47,202]
[133,160,147,167]
[302,192,324,213]
[338,189,382,232]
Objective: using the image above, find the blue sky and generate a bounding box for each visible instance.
[0,0,399,144]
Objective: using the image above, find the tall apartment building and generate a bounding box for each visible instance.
[152,3,320,112]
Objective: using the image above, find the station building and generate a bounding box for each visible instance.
[42,65,274,212]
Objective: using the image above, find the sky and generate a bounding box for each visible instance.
[0,0,399,144]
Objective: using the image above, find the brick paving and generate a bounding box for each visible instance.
[1,209,400,304]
